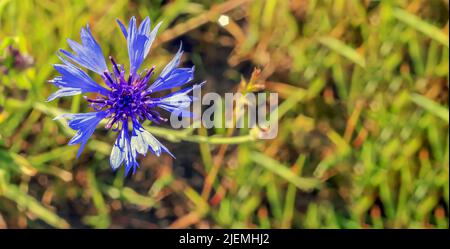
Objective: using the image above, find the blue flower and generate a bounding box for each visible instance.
[49,17,204,175]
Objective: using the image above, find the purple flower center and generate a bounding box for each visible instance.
[85,56,163,130]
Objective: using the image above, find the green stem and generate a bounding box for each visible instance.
[35,102,259,145]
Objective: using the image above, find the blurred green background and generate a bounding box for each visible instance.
[0,0,448,228]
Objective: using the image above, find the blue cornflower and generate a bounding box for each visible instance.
[48,17,203,175]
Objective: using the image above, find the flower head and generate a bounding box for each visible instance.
[49,17,203,175]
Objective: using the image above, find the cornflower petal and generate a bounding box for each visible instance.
[154,82,205,117]
[60,25,108,75]
[130,122,174,158]
[117,16,162,75]
[47,56,110,101]
[147,44,194,93]
[111,122,149,175]
[149,66,195,93]
[110,125,138,174]
[57,111,108,158]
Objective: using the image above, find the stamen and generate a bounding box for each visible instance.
[149,110,167,122]
[109,56,121,77]
[105,115,119,129]
[141,65,156,86]
[84,96,106,104]
[144,112,160,124]
[103,71,115,87]
[127,73,133,85]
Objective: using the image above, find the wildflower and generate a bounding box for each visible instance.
[48,17,204,175]
[0,45,34,74]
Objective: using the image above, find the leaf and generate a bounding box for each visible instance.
[251,152,320,191]
[0,172,70,228]
[319,36,366,68]
[393,8,449,48]
[411,93,449,123]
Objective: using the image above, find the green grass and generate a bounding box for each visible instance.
[0,0,449,228]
